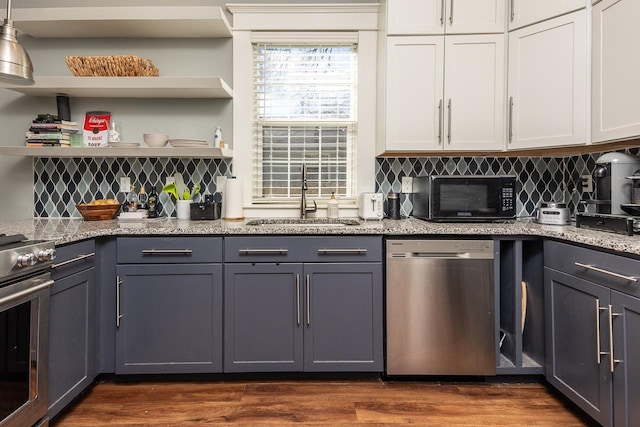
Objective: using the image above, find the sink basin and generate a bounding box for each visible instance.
[246,218,360,227]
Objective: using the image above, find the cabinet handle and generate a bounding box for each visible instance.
[440,0,445,25]
[296,274,301,326]
[438,99,443,144]
[608,305,623,373]
[449,0,454,24]
[52,252,95,269]
[447,99,452,144]
[306,274,311,326]
[510,0,515,21]
[574,262,638,282]
[141,249,193,256]
[508,97,514,144]
[238,248,288,255]
[317,248,367,255]
[116,276,123,327]
[596,300,608,364]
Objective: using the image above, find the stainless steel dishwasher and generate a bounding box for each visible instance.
[386,239,496,375]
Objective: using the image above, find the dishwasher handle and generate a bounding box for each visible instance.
[408,251,486,259]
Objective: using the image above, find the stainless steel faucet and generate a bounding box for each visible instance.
[300,163,317,219]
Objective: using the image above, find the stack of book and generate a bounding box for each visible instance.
[25,114,79,147]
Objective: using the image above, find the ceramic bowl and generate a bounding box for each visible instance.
[143,133,169,148]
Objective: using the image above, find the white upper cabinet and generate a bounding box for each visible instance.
[507,11,587,150]
[592,0,640,143]
[382,34,504,153]
[386,0,506,35]
[508,0,586,31]
[444,35,505,151]
[384,37,444,152]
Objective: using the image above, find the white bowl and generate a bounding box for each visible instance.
[143,133,169,148]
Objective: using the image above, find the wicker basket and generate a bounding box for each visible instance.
[65,55,159,77]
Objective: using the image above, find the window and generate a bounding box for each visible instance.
[252,43,358,203]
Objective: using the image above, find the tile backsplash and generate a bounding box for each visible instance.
[34,157,232,218]
[375,148,640,218]
[33,147,639,218]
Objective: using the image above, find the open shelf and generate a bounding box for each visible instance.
[497,238,545,375]
[0,146,233,159]
[10,6,232,38]
[0,76,233,99]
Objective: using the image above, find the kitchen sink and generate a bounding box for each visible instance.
[245,218,360,227]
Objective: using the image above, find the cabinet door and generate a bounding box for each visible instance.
[387,0,505,35]
[48,268,96,419]
[303,263,383,372]
[115,264,223,374]
[509,0,586,30]
[545,268,613,426]
[508,11,587,149]
[446,0,506,34]
[444,34,505,151]
[612,291,640,427]
[592,0,640,143]
[384,36,444,152]
[224,263,304,372]
[387,0,444,35]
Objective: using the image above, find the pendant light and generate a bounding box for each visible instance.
[0,0,33,85]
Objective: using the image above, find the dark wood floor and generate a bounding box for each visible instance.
[52,379,596,426]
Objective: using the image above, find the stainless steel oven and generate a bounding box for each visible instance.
[0,234,55,427]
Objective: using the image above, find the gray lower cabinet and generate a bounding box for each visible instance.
[224,236,383,373]
[545,241,640,427]
[115,237,223,374]
[611,290,640,427]
[49,240,96,419]
[545,268,612,426]
[224,263,304,372]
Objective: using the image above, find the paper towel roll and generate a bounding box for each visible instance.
[224,177,244,220]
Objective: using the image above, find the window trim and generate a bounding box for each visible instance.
[230,4,378,217]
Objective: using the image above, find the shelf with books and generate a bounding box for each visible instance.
[0,146,233,159]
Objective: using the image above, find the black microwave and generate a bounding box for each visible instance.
[412,175,516,222]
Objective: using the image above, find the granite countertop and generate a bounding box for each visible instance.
[2,216,640,258]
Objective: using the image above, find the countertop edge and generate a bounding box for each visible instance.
[4,217,639,258]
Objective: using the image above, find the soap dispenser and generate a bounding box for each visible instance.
[328,192,339,218]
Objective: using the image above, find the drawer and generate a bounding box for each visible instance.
[52,239,95,280]
[224,236,382,263]
[117,237,222,264]
[544,240,640,298]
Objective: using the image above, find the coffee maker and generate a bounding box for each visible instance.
[585,152,640,215]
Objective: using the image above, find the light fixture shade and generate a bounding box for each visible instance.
[0,19,34,85]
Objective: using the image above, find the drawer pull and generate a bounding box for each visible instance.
[574,262,638,282]
[239,249,288,255]
[141,249,193,256]
[52,253,95,269]
[317,248,367,255]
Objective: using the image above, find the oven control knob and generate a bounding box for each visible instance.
[38,248,57,262]
[16,253,37,267]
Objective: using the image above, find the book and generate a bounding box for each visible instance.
[30,122,79,131]
[26,132,71,140]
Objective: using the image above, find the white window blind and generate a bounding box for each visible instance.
[252,42,358,203]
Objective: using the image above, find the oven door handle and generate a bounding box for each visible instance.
[0,280,53,306]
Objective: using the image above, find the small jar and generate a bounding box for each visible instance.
[387,192,401,220]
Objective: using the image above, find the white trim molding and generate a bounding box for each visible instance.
[226,3,380,31]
